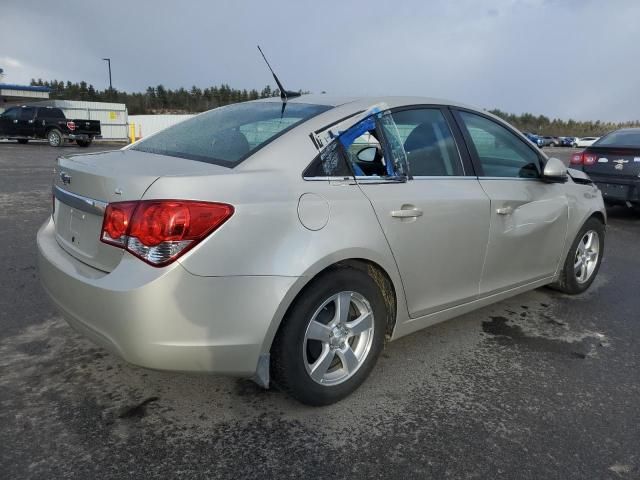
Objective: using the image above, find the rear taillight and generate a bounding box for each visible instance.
[66,121,76,131]
[101,200,234,266]
[570,152,583,165]
[570,151,597,166]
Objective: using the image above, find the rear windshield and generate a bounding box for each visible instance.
[132,102,331,167]
[594,130,640,147]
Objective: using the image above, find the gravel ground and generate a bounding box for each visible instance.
[0,143,638,479]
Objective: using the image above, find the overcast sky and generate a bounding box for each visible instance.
[2,0,639,121]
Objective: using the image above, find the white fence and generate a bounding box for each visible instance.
[128,114,194,139]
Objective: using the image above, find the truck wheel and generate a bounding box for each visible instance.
[76,139,92,148]
[271,267,387,406]
[47,129,64,147]
[17,139,29,144]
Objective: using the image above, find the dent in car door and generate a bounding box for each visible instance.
[455,109,569,295]
[478,180,568,294]
[343,108,491,318]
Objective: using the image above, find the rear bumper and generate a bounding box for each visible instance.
[67,133,101,140]
[37,217,296,377]
[589,174,640,203]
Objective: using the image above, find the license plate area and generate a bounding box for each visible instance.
[598,183,629,199]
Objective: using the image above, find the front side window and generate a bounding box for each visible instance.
[388,109,462,176]
[132,102,331,167]
[2,108,18,120]
[459,111,540,178]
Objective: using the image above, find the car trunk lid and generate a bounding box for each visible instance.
[582,146,640,179]
[53,149,230,272]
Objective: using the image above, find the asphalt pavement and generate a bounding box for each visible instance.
[0,143,638,479]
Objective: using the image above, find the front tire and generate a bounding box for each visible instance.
[271,267,387,406]
[47,129,64,147]
[551,217,604,294]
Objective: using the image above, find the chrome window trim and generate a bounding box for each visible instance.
[53,185,108,215]
[303,175,480,182]
[354,176,408,184]
[478,176,542,181]
[411,175,475,180]
[302,176,354,182]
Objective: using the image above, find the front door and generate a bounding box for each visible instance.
[454,109,569,295]
[343,107,491,318]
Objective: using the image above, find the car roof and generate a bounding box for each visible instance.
[252,93,477,110]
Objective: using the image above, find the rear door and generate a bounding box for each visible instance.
[454,109,569,295]
[350,107,491,318]
[17,107,37,136]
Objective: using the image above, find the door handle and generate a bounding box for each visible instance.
[391,207,423,218]
[496,206,513,215]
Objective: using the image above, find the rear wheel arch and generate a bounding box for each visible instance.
[268,259,397,404]
[267,258,398,356]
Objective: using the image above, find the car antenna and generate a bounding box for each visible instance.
[257,45,301,102]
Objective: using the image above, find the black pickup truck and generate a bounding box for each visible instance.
[0,105,101,147]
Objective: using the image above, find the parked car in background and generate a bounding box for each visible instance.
[571,128,640,210]
[523,131,544,147]
[0,106,101,147]
[560,136,576,147]
[573,137,600,148]
[540,136,560,147]
[38,96,606,405]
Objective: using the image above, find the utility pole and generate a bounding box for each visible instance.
[102,58,112,96]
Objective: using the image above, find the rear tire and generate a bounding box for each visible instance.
[271,267,387,406]
[76,139,92,147]
[47,129,64,147]
[550,217,604,294]
[17,139,28,144]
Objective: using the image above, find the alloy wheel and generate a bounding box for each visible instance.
[48,131,60,146]
[303,291,375,386]
[574,230,600,284]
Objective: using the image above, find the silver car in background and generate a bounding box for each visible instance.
[37,96,606,405]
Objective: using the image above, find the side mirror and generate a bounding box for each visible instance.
[356,146,377,162]
[542,157,568,182]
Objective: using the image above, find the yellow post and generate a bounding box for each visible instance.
[129,123,136,143]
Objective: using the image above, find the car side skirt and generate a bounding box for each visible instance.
[391,275,555,340]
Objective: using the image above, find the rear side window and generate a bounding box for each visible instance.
[458,111,540,178]
[595,130,640,147]
[388,108,462,176]
[18,108,36,121]
[37,108,65,119]
[132,102,331,167]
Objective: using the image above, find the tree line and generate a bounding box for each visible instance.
[30,79,287,115]
[488,109,640,138]
[30,79,639,136]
